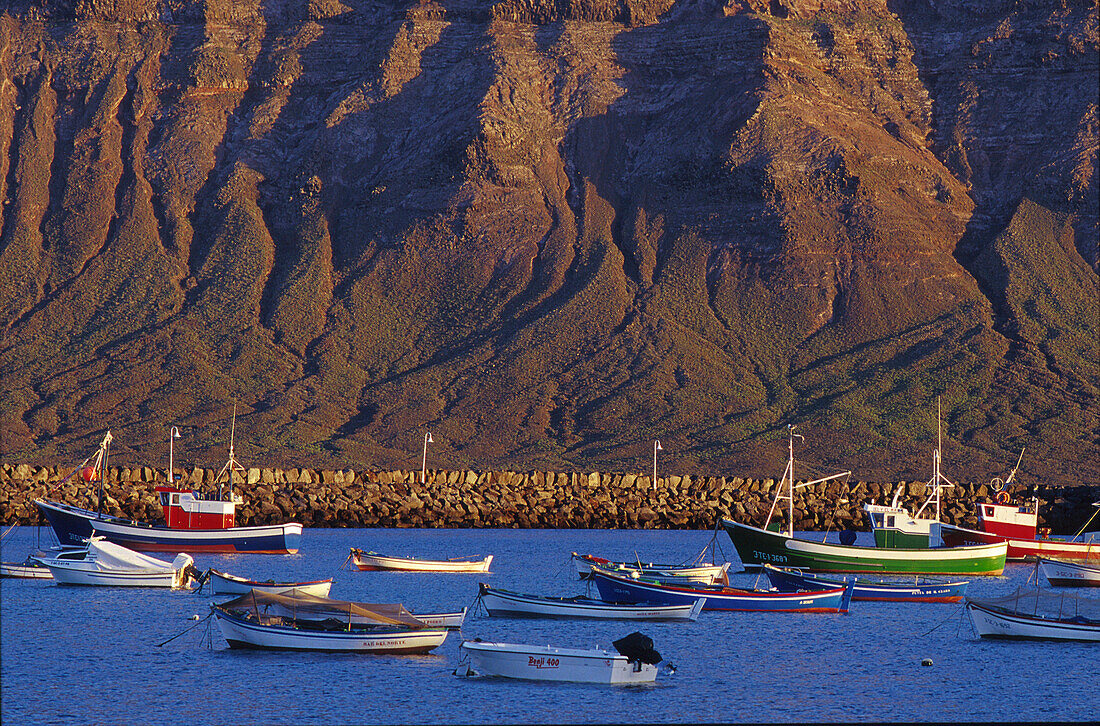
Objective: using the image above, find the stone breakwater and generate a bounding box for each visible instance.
[2,464,1098,534]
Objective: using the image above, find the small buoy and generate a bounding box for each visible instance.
[921,658,933,667]
[191,614,201,621]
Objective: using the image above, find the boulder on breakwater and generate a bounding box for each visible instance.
[1,464,1097,535]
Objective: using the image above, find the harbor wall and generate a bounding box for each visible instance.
[2,464,1098,534]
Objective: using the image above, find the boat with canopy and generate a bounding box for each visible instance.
[210,589,449,653]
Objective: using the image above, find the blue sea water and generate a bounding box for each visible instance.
[2,526,1097,725]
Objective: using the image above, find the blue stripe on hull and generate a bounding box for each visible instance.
[592,572,844,612]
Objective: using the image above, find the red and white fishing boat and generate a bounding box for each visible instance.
[36,422,302,554]
[939,450,1099,561]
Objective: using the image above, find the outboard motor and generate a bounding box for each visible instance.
[612,632,662,666]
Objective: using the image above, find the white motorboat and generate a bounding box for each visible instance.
[210,590,448,653]
[1038,558,1100,587]
[965,588,1100,641]
[350,548,492,572]
[457,632,663,684]
[35,537,197,588]
[478,583,704,620]
[206,569,334,597]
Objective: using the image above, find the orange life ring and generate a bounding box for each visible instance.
[994,490,1010,505]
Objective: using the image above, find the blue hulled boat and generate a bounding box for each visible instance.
[762,564,968,602]
[590,566,853,613]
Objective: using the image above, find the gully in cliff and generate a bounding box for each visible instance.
[35,418,302,554]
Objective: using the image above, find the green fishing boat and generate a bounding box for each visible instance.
[720,426,1008,576]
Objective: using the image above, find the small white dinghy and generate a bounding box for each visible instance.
[350,548,492,572]
[36,537,197,588]
[206,569,334,597]
[457,632,664,684]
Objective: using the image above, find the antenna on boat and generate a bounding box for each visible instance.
[1005,447,1025,487]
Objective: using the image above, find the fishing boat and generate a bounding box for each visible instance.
[210,589,448,653]
[457,632,663,684]
[1038,558,1100,588]
[572,552,730,585]
[35,536,199,588]
[762,564,968,602]
[204,569,334,597]
[349,548,492,573]
[940,493,1099,561]
[477,582,704,620]
[0,556,54,579]
[35,428,302,554]
[873,442,1100,561]
[590,566,853,612]
[965,588,1100,641]
[720,426,1008,575]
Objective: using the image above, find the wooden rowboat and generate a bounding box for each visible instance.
[1037,558,1100,587]
[572,552,730,585]
[206,569,333,597]
[0,556,54,579]
[965,588,1100,641]
[477,582,704,620]
[350,548,492,572]
[210,590,448,653]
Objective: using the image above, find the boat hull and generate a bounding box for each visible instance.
[39,561,180,587]
[350,550,492,572]
[459,641,658,684]
[410,609,467,629]
[479,584,704,620]
[0,561,54,579]
[1038,558,1100,587]
[35,499,301,554]
[721,518,1007,575]
[572,553,729,584]
[941,523,1100,562]
[212,611,448,653]
[965,601,1100,642]
[763,565,968,602]
[208,570,333,597]
[591,569,851,612]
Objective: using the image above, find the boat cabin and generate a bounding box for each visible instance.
[977,499,1038,540]
[864,503,943,548]
[155,487,240,530]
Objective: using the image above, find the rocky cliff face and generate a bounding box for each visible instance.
[0,0,1096,486]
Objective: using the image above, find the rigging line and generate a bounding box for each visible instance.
[918,603,964,637]
[156,611,214,647]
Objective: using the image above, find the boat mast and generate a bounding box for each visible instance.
[764,425,850,538]
[915,397,956,522]
[94,431,113,518]
[215,403,245,502]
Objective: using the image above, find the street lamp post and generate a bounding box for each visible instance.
[653,440,663,491]
[421,432,434,485]
[168,426,181,485]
